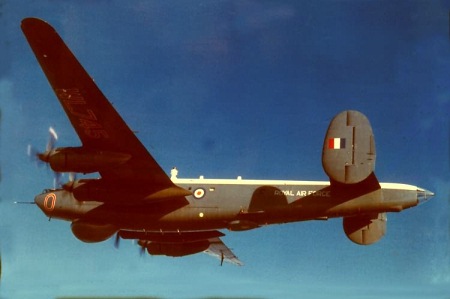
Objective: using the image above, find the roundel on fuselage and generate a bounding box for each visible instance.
[193,188,205,199]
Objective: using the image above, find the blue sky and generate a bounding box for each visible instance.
[1,1,449,298]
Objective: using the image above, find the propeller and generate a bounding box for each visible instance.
[27,126,58,165]
[53,172,62,189]
[135,239,148,257]
[28,127,62,188]
[139,241,147,257]
[114,232,121,249]
[62,172,77,192]
[46,127,58,152]
[114,233,147,257]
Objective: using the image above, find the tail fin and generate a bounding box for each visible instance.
[322,110,376,184]
[323,111,385,245]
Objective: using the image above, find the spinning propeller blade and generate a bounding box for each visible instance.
[47,126,58,151]
[140,242,146,257]
[114,232,120,249]
[62,172,77,192]
[28,127,62,188]
[27,126,58,164]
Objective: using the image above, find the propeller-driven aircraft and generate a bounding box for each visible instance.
[22,17,434,266]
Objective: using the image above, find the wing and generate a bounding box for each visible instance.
[21,18,173,188]
[205,237,243,266]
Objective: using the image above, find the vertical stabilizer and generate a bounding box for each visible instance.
[322,110,376,184]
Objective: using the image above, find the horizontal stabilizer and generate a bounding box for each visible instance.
[322,110,376,184]
[343,213,387,245]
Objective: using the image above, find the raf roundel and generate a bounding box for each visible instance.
[193,188,205,199]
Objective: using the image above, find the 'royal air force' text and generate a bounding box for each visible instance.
[274,190,331,197]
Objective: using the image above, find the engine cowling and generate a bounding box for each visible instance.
[71,220,117,243]
[46,147,131,173]
[343,213,386,245]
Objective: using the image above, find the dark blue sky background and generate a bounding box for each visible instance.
[1,1,449,298]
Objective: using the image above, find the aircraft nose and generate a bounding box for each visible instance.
[34,193,46,211]
[417,187,434,204]
[34,192,56,215]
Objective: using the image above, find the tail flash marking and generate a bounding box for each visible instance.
[328,138,346,149]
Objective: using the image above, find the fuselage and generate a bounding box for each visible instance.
[34,176,430,233]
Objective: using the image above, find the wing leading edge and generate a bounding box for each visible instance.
[21,18,175,190]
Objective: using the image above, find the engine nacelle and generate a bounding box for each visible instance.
[343,213,386,245]
[71,220,117,243]
[143,240,210,257]
[47,147,131,173]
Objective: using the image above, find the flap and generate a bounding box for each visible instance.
[205,237,244,266]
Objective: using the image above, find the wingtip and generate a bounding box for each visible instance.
[21,17,43,27]
[21,17,54,32]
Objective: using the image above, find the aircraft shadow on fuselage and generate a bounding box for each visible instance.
[245,172,380,221]
[81,196,190,225]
